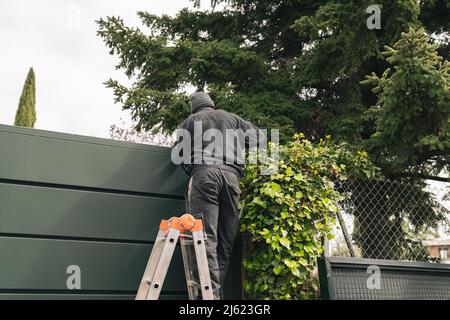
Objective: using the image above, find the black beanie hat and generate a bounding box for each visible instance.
[189,91,215,113]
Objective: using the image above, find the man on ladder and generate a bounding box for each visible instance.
[172,90,265,300]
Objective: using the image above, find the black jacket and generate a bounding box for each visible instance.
[173,108,265,177]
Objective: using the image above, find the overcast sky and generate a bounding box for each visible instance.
[0,0,197,138]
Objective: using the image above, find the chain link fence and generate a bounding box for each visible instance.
[328,179,450,263]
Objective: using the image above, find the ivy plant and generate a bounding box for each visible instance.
[240,134,380,299]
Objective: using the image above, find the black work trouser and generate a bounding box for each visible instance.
[185,167,241,300]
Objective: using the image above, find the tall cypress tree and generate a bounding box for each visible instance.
[14,67,36,128]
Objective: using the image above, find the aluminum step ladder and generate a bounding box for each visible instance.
[135,213,214,300]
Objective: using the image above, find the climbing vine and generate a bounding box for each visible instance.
[240,134,380,299]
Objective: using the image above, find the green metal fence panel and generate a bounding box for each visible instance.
[318,257,450,300]
[0,124,241,299]
[0,183,185,241]
[0,124,186,195]
[0,237,185,291]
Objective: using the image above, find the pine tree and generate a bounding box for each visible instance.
[355,27,450,259]
[97,0,450,268]
[96,0,449,176]
[14,67,36,128]
[361,27,450,176]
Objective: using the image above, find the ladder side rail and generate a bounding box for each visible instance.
[135,229,168,300]
[192,230,214,300]
[145,227,181,300]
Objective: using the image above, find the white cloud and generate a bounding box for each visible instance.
[0,0,193,138]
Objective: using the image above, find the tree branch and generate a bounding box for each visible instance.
[392,173,449,183]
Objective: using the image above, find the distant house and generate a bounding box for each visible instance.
[423,239,450,263]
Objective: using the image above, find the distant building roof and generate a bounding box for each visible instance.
[423,239,450,246]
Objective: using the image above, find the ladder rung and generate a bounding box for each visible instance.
[181,238,208,245]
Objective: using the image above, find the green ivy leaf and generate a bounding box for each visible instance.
[279,237,291,250]
[273,265,284,275]
[252,196,267,208]
[261,182,282,198]
[291,268,301,277]
[298,258,308,266]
